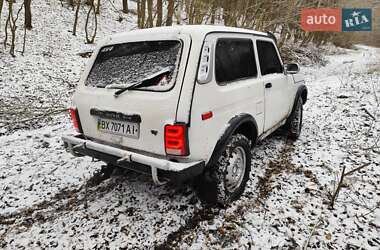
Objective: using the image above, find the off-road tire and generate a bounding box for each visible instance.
[195,134,251,206]
[285,97,303,139]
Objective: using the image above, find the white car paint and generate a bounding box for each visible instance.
[69,25,305,171]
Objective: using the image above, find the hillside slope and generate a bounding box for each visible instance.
[0,1,379,249]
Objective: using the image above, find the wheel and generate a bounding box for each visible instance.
[195,134,251,206]
[285,97,303,139]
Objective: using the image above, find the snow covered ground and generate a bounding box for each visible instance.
[1,1,379,249]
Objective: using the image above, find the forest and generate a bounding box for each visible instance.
[0,0,349,58]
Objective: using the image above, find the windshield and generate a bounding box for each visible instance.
[86,40,182,91]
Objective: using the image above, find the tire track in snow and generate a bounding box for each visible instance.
[0,164,116,228]
[157,132,321,248]
[234,134,320,217]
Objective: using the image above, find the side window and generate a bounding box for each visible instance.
[256,40,283,76]
[215,38,257,84]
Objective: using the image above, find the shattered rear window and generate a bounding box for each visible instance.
[86,40,182,91]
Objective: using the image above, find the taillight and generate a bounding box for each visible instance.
[69,107,82,133]
[165,124,189,156]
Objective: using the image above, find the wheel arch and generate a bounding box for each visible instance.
[297,84,308,105]
[207,114,258,166]
[289,84,307,116]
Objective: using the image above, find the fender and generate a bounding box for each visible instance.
[207,114,258,166]
[287,84,307,118]
[296,84,307,105]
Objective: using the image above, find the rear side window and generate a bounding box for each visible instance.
[256,40,283,75]
[215,38,257,84]
[86,40,182,91]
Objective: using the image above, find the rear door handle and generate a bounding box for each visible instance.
[265,82,272,88]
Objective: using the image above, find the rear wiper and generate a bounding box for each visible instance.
[107,67,172,97]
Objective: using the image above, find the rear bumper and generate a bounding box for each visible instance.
[62,135,205,183]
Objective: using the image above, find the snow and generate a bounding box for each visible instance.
[110,24,269,41]
[1,0,380,249]
[87,41,181,90]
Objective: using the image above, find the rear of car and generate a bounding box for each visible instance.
[63,26,306,205]
[63,29,204,183]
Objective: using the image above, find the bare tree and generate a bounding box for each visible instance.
[73,0,81,35]
[175,0,182,24]
[85,0,97,43]
[24,0,32,29]
[122,0,128,14]
[146,0,153,27]
[0,0,4,28]
[141,0,145,28]
[4,1,24,57]
[137,0,145,28]
[96,0,100,14]
[137,0,140,27]
[156,0,162,27]
[173,0,338,47]
[210,0,217,24]
[22,23,27,55]
[166,0,174,26]
[328,163,371,209]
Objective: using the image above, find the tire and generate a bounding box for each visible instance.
[286,97,303,139]
[195,134,251,206]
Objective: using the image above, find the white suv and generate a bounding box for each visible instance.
[63,25,307,205]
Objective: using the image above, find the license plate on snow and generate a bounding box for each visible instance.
[97,118,140,139]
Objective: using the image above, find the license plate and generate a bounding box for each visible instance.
[97,118,139,139]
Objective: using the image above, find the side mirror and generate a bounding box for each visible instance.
[284,63,300,74]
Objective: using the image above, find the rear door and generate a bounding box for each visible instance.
[255,39,291,131]
[189,33,265,162]
[73,34,191,156]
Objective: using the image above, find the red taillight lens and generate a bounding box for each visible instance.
[165,124,189,156]
[69,108,82,133]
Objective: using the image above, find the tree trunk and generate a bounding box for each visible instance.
[222,0,231,26]
[9,4,14,56]
[0,0,4,28]
[139,0,145,28]
[188,0,194,24]
[73,0,81,36]
[4,6,10,49]
[24,0,32,29]
[210,0,216,24]
[22,24,26,55]
[85,1,97,43]
[8,0,17,57]
[166,0,174,26]
[96,0,100,14]
[122,0,128,14]
[156,0,162,27]
[146,0,153,27]
[175,0,182,24]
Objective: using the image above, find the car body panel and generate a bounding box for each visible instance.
[65,25,306,180]
[73,33,191,157]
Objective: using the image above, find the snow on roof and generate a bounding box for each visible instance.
[109,25,269,42]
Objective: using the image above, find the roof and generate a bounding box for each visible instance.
[109,25,270,42]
